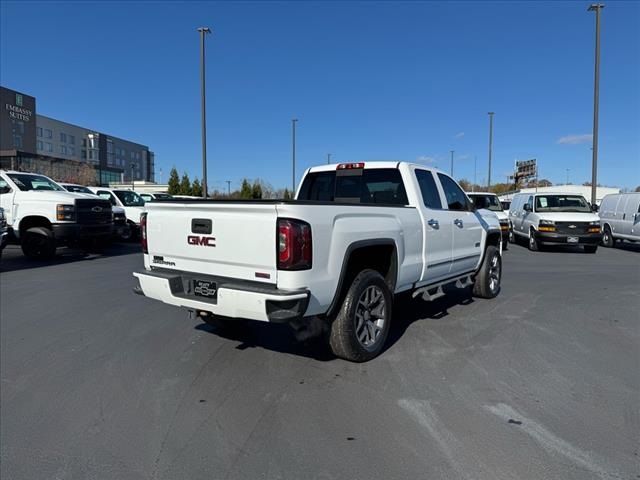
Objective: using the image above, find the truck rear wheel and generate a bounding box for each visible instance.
[21,227,56,260]
[329,269,392,362]
[473,245,501,299]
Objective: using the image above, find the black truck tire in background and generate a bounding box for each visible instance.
[21,227,56,260]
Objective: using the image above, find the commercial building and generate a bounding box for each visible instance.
[1,86,154,185]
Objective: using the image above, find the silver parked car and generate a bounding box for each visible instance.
[599,192,640,247]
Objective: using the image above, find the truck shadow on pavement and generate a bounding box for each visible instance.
[0,242,141,273]
[194,286,475,362]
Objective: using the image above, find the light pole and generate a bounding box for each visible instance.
[291,118,298,191]
[225,180,231,197]
[487,112,495,189]
[450,150,455,177]
[588,4,604,207]
[473,155,477,191]
[327,153,332,165]
[197,26,212,198]
[566,168,570,185]
[130,163,135,191]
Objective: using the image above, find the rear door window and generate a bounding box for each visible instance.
[415,170,442,209]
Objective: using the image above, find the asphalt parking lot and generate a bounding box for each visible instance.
[1,242,639,480]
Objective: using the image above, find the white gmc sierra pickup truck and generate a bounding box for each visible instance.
[133,162,503,362]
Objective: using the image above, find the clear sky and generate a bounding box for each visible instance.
[1,1,639,191]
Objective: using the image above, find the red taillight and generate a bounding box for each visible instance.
[277,218,312,270]
[337,162,365,170]
[140,212,148,254]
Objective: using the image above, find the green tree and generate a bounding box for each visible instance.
[191,177,203,197]
[179,172,192,195]
[240,179,252,199]
[251,180,263,199]
[167,167,180,195]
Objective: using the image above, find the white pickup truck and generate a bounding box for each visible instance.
[0,170,113,259]
[133,162,503,362]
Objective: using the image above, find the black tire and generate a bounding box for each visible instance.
[584,245,598,254]
[21,227,56,259]
[473,245,502,299]
[117,225,133,242]
[502,238,509,251]
[128,222,139,242]
[508,228,516,244]
[601,226,615,248]
[329,269,392,362]
[528,228,540,251]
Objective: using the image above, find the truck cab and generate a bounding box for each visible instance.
[0,170,113,259]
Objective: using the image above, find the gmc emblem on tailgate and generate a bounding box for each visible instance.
[187,235,216,247]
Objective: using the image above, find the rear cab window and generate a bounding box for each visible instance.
[298,167,408,206]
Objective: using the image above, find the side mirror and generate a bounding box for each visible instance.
[523,203,532,212]
[0,186,11,194]
[591,204,599,212]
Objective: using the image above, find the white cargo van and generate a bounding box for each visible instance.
[599,192,640,246]
[508,192,601,253]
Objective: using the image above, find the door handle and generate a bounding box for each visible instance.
[454,219,464,227]
[427,219,439,228]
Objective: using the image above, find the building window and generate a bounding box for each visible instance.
[44,129,52,139]
[69,135,75,145]
[45,142,53,152]
[69,146,75,156]
[13,135,23,148]
[81,149,86,159]
[89,150,95,160]
[82,138,86,147]
[37,127,43,137]
[37,140,44,150]
[60,132,67,143]
[61,145,67,155]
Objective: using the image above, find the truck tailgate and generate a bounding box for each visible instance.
[145,203,278,283]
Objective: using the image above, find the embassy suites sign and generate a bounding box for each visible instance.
[6,94,33,122]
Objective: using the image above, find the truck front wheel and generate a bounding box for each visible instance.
[329,269,392,362]
[473,245,501,299]
[21,227,56,260]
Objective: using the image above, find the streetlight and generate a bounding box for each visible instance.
[130,163,135,191]
[291,118,298,191]
[487,112,495,189]
[225,180,231,197]
[588,4,604,207]
[327,153,332,165]
[473,155,477,191]
[566,168,570,185]
[450,150,455,177]
[197,26,212,198]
